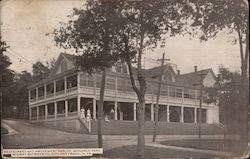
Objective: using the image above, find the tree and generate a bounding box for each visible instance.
[206,66,242,131]
[113,1,194,158]
[0,36,15,118]
[190,0,249,149]
[32,59,55,82]
[54,0,123,148]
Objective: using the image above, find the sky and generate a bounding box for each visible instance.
[1,0,242,75]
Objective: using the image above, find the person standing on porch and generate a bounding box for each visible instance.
[80,108,85,119]
[110,108,114,120]
[86,108,91,120]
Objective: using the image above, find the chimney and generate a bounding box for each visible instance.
[194,66,197,72]
[177,70,180,75]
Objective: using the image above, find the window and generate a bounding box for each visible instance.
[39,105,45,117]
[56,79,64,92]
[161,85,168,96]
[117,78,126,91]
[115,63,122,73]
[47,103,55,115]
[61,60,67,72]
[57,101,65,114]
[68,98,77,112]
[30,89,36,99]
[169,86,175,97]
[46,83,54,95]
[31,107,37,117]
[67,75,77,89]
[176,87,183,98]
[122,64,127,74]
[38,86,45,97]
[106,78,115,90]
[126,80,133,92]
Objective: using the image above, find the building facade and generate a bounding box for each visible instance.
[28,53,219,124]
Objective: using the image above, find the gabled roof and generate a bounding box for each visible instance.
[144,65,176,78]
[49,53,78,78]
[176,69,216,86]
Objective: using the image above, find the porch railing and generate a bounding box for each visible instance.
[78,113,91,133]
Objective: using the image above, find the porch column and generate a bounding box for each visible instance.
[54,80,56,97]
[77,72,80,94]
[114,101,118,120]
[37,106,39,120]
[133,103,137,121]
[93,98,96,120]
[54,102,57,119]
[36,87,38,101]
[44,83,47,98]
[167,105,170,122]
[45,104,48,119]
[151,103,154,121]
[181,106,184,123]
[64,76,67,93]
[28,90,31,104]
[65,100,68,117]
[194,108,197,123]
[77,96,81,113]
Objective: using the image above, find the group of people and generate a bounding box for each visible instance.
[79,108,91,120]
[79,107,116,122]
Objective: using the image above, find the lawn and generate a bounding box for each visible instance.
[103,145,220,159]
[1,126,8,135]
[160,139,244,155]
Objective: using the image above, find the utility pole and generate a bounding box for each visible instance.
[197,71,206,139]
[153,52,170,142]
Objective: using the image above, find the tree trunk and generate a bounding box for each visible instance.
[153,53,165,142]
[136,96,145,159]
[98,68,106,148]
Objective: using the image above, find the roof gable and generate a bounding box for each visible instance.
[49,53,76,78]
[176,69,216,86]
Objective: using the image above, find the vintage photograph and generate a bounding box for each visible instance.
[1,0,249,158]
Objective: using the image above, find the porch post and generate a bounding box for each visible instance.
[65,100,68,117]
[167,104,170,122]
[64,76,67,94]
[93,98,96,120]
[181,106,184,123]
[114,101,118,120]
[37,106,39,120]
[151,103,154,121]
[54,80,56,97]
[45,104,48,119]
[28,90,31,104]
[194,107,197,123]
[36,87,38,101]
[54,102,57,119]
[44,83,47,99]
[77,96,81,113]
[133,103,137,121]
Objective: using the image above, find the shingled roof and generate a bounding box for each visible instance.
[176,69,214,86]
[143,65,176,78]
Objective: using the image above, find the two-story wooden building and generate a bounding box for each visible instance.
[28,53,219,125]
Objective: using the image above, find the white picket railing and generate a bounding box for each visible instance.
[78,113,91,133]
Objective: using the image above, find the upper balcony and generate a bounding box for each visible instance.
[28,71,217,107]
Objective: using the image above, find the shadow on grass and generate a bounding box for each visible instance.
[103,145,219,159]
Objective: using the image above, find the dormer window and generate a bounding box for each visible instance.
[61,60,67,72]
[115,62,128,74]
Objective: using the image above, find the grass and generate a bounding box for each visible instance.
[160,139,244,155]
[103,145,219,159]
[1,126,8,135]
